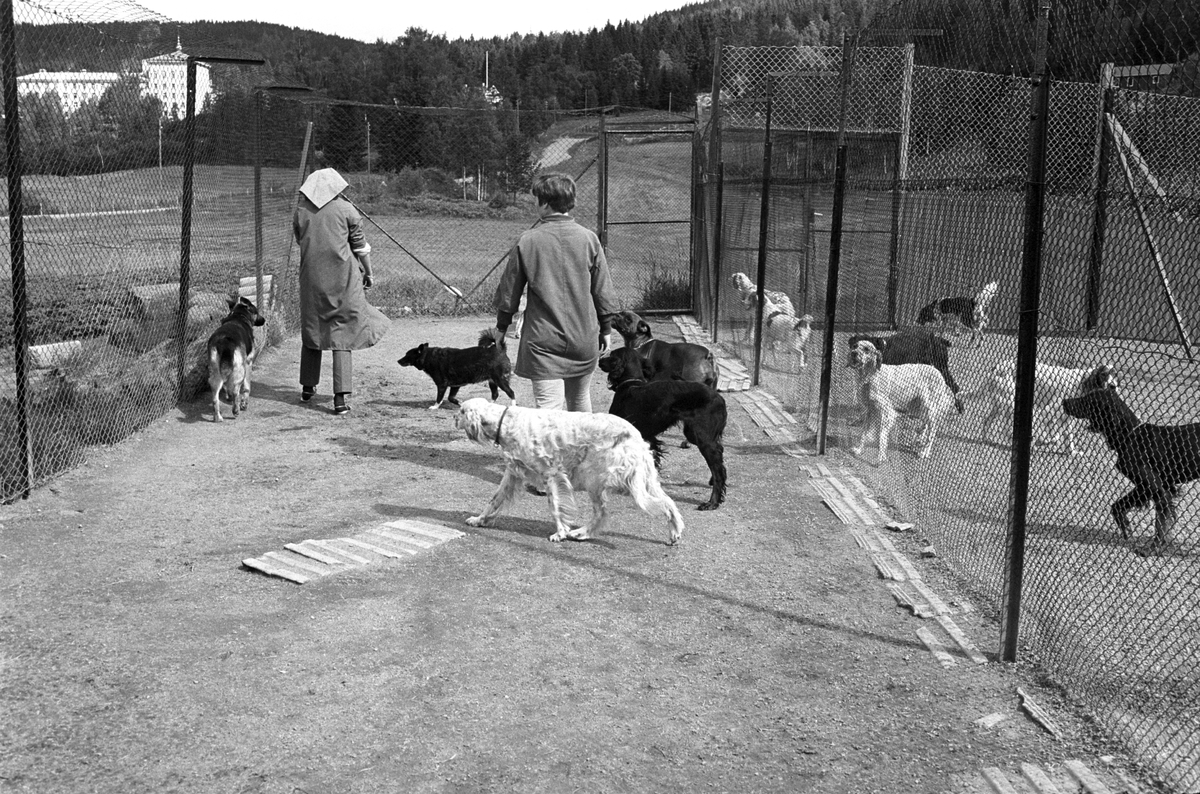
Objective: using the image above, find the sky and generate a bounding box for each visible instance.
[143,0,700,43]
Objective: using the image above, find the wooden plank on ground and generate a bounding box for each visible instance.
[243,556,309,584]
[936,615,988,664]
[917,626,958,668]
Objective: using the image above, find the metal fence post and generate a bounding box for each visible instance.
[254,90,264,310]
[712,162,725,345]
[1,0,32,499]
[1084,63,1114,332]
[1001,0,1053,663]
[752,76,774,387]
[177,57,197,400]
[597,113,607,246]
[817,33,859,455]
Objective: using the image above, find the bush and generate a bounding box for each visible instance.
[635,255,692,312]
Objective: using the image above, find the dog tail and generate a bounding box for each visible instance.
[624,440,685,544]
[478,327,507,351]
[975,280,999,310]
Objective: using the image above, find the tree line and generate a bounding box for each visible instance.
[7,0,1196,179]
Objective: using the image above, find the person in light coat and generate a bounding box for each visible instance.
[294,168,390,415]
[494,172,618,412]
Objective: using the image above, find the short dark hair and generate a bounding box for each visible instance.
[531,172,576,213]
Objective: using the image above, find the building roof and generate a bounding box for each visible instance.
[1113,63,1175,78]
[17,69,120,83]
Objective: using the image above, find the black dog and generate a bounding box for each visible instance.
[848,328,963,413]
[206,295,266,423]
[599,346,727,510]
[610,310,718,389]
[1062,386,1200,556]
[916,281,998,348]
[398,328,515,409]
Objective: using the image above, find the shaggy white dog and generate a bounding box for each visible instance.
[846,339,955,463]
[454,398,685,545]
[976,361,1115,455]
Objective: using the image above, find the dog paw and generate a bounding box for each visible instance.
[548,531,569,542]
[697,501,719,511]
[428,403,442,410]
[566,527,593,541]
[466,515,489,527]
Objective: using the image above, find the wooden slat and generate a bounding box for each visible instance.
[372,527,436,549]
[982,767,1020,794]
[1064,760,1115,794]
[339,536,408,559]
[1021,763,1065,794]
[243,557,309,584]
[936,615,988,664]
[383,520,463,541]
[309,539,372,565]
[359,530,421,555]
[285,542,350,567]
[264,551,333,577]
[916,626,958,668]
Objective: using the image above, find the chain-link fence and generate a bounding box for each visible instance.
[1,0,701,502]
[697,5,1200,789]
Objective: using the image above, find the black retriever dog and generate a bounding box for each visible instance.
[610,310,718,388]
[848,328,963,413]
[1063,386,1200,556]
[599,346,727,510]
[398,328,515,409]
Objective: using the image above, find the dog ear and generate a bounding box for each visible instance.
[253,315,266,327]
[226,293,239,310]
[637,321,651,336]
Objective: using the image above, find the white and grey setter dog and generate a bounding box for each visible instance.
[976,361,1116,455]
[455,398,685,545]
[846,339,955,463]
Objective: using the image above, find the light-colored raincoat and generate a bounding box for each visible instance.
[293,169,390,350]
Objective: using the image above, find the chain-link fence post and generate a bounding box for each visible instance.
[1,0,31,499]
[1001,0,1053,663]
[816,32,859,455]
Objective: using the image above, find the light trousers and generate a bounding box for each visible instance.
[530,373,593,412]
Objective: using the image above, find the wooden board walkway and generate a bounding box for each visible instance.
[242,519,464,584]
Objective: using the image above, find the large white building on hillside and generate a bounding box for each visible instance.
[17,39,213,120]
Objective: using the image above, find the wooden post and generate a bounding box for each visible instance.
[1,0,33,499]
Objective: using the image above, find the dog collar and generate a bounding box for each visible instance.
[631,336,650,350]
[614,378,643,390]
[494,406,510,444]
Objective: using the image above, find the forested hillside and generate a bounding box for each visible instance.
[15,0,1198,114]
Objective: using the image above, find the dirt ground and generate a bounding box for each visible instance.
[0,316,1159,793]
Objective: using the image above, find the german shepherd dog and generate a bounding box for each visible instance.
[207,296,266,422]
[599,346,727,510]
[1062,385,1200,556]
[399,328,515,409]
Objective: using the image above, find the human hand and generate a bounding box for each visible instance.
[362,273,373,290]
[599,332,612,354]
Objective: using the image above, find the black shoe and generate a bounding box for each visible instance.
[333,402,351,415]
[301,388,315,402]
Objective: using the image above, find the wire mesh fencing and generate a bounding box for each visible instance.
[1,0,700,502]
[698,5,1200,789]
